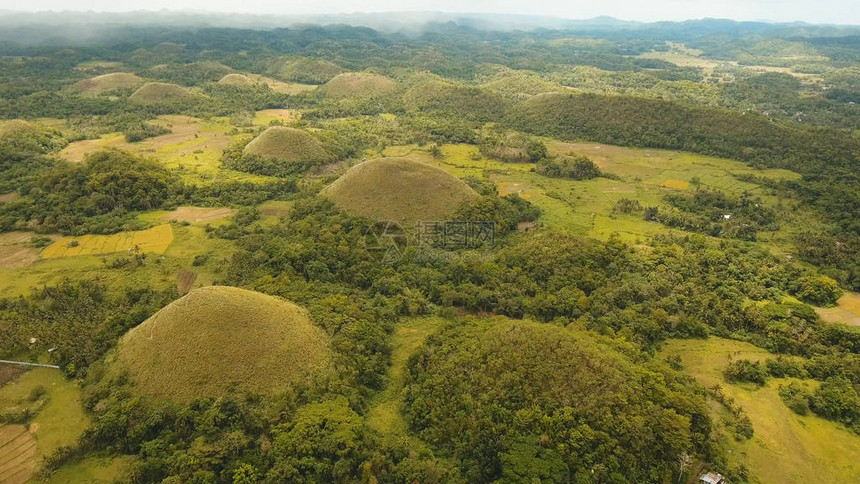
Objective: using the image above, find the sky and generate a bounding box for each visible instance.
[0,0,857,25]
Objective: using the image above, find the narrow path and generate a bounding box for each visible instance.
[365,317,446,446]
[0,360,59,369]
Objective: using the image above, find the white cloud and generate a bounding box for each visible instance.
[0,0,856,25]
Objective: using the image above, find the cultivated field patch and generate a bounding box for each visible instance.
[0,424,37,484]
[60,115,231,163]
[0,232,53,269]
[662,178,690,190]
[41,224,173,258]
[0,368,89,481]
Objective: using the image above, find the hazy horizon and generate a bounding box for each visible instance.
[0,0,857,26]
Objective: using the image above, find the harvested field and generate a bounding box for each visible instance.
[159,206,235,223]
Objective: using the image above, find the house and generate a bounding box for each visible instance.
[699,472,726,484]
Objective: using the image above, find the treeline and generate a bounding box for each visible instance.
[0,148,298,234]
[507,92,859,174]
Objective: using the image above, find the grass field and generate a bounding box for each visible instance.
[113,286,331,402]
[816,293,860,326]
[382,141,815,247]
[41,224,174,259]
[258,200,294,218]
[59,115,272,185]
[635,48,822,83]
[43,455,133,484]
[366,317,446,446]
[661,338,860,483]
[74,61,124,71]
[0,368,89,482]
[0,224,234,298]
[253,109,298,126]
[42,455,133,484]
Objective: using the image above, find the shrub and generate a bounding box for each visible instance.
[536,154,602,180]
[779,383,812,416]
[796,275,842,306]
[724,359,768,385]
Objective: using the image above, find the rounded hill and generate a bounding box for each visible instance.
[321,157,478,225]
[113,286,331,402]
[218,73,255,87]
[272,57,345,84]
[321,72,398,98]
[129,82,197,104]
[243,126,330,164]
[403,318,711,482]
[73,72,143,94]
[403,79,506,121]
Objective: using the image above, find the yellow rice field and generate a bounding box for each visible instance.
[41,225,174,258]
[662,178,690,190]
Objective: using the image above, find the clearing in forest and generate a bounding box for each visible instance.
[661,338,860,483]
[816,293,860,327]
[366,317,446,445]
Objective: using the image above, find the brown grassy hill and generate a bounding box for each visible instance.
[321,157,478,225]
[478,69,566,100]
[113,286,331,402]
[402,79,506,121]
[218,73,256,87]
[320,72,398,98]
[269,57,345,84]
[72,72,143,94]
[128,82,197,104]
[243,126,330,163]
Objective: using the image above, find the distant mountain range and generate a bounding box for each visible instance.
[0,10,856,45]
